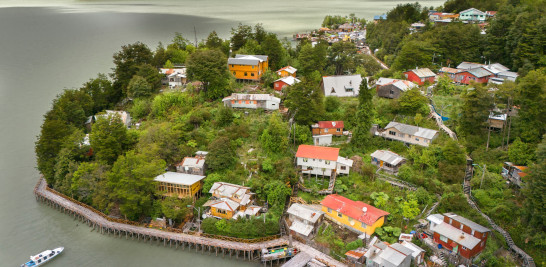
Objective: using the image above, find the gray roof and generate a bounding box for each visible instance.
[203,198,240,212]
[287,203,323,223]
[466,67,492,78]
[457,62,484,70]
[401,241,425,258]
[210,182,253,206]
[444,213,490,233]
[181,157,205,168]
[384,122,439,140]
[322,75,363,97]
[376,77,397,86]
[154,172,206,186]
[370,150,406,166]
[228,54,268,66]
[407,68,436,78]
[237,54,268,61]
[433,221,482,249]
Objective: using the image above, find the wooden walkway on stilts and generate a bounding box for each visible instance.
[34,177,346,266]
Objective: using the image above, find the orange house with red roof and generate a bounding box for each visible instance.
[321,194,389,236]
[311,121,344,136]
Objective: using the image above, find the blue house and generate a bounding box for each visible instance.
[459,8,486,22]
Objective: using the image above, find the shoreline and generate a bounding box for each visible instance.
[33,177,347,267]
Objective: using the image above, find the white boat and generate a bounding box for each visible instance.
[21,247,64,267]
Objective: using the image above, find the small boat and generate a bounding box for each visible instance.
[21,247,64,267]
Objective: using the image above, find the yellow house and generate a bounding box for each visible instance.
[228,55,268,81]
[321,194,389,236]
[276,66,297,78]
[203,182,261,220]
[154,172,206,201]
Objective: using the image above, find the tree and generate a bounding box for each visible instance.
[264,180,291,214]
[90,114,130,164]
[207,136,236,171]
[260,113,289,154]
[508,137,533,165]
[516,68,546,143]
[186,49,230,99]
[169,32,189,50]
[524,135,546,231]
[458,84,493,137]
[112,42,153,99]
[127,75,153,98]
[205,31,223,50]
[161,197,191,222]
[137,122,185,165]
[352,81,374,147]
[71,162,109,205]
[152,42,168,68]
[107,150,165,220]
[262,33,284,70]
[397,87,428,116]
[401,197,420,220]
[284,79,325,125]
[82,74,115,113]
[392,40,435,71]
[163,60,174,69]
[328,41,358,75]
[370,192,389,208]
[230,24,253,52]
[136,64,163,90]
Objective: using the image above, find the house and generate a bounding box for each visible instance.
[273,76,301,91]
[376,79,417,99]
[286,203,324,239]
[438,67,462,80]
[89,110,131,128]
[312,134,333,146]
[485,11,497,17]
[276,66,297,77]
[311,121,344,136]
[364,239,413,267]
[459,8,486,23]
[376,122,439,147]
[296,145,353,177]
[222,93,280,111]
[322,75,363,97]
[453,67,493,84]
[400,241,425,266]
[370,150,406,175]
[345,248,366,266]
[426,213,491,259]
[488,113,506,129]
[456,62,518,83]
[409,22,426,33]
[154,172,206,200]
[176,151,207,175]
[321,194,389,236]
[228,54,268,81]
[501,162,528,187]
[403,68,436,85]
[160,68,187,88]
[203,182,261,220]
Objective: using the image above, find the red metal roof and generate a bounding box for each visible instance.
[317,121,344,129]
[321,194,389,225]
[296,145,339,161]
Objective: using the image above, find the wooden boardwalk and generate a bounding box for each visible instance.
[34,178,346,266]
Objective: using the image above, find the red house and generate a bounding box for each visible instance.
[427,213,490,259]
[273,76,301,91]
[404,68,436,85]
[453,67,493,84]
[311,121,344,136]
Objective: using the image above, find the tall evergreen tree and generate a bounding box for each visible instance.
[351,80,374,147]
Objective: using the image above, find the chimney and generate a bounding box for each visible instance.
[362,207,367,214]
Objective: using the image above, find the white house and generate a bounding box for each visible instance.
[295,145,353,177]
[376,122,439,147]
[321,75,363,97]
[286,203,324,239]
[364,239,413,267]
[459,8,486,22]
[176,152,207,176]
[91,110,131,128]
[312,134,333,146]
[222,93,281,111]
[160,68,187,88]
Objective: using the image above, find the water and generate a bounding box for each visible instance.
[0,1,444,265]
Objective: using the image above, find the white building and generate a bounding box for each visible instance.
[312,134,333,146]
[286,203,324,238]
[160,68,187,88]
[321,75,363,97]
[376,122,439,147]
[92,110,131,128]
[364,239,413,267]
[222,93,281,111]
[295,145,353,177]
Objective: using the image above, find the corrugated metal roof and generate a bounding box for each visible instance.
[274,76,301,86]
[444,213,490,233]
[408,68,436,78]
[337,156,353,167]
[179,157,205,168]
[222,93,280,103]
[401,241,425,258]
[384,122,438,139]
[376,77,397,86]
[296,145,339,161]
[457,62,483,70]
[439,67,461,74]
[322,75,363,97]
[370,150,405,165]
[277,66,297,74]
[236,54,268,61]
[228,55,268,66]
[287,203,323,223]
[154,172,205,186]
[467,67,492,78]
[203,198,240,212]
[209,182,253,205]
[321,194,389,225]
[433,222,482,249]
[289,220,315,237]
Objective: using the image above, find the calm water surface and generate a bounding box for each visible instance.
[0,1,444,265]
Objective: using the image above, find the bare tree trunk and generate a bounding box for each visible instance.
[486,126,491,151]
[506,98,513,148]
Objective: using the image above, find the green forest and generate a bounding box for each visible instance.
[35,0,544,265]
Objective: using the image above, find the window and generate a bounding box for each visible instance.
[481,241,484,247]
[325,160,330,165]
[337,128,341,132]
[340,166,346,170]
[349,218,354,224]
[449,218,452,224]
[231,100,235,104]
[390,89,394,94]
[275,83,279,88]
[415,138,420,141]
[303,158,308,162]
[238,100,242,104]
[216,209,227,215]
[233,71,236,75]
[389,131,396,136]
[324,128,329,133]
[361,222,367,228]
[244,72,248,76]
[440,235,448,243]
[471,229,475,236]
[252,66,255,69]
[462,246,467,250]
[251,73,255,77]
[337,211,343,218]
[460,224,463,230]
[327,208,332,213]
[398,133,405,138]
[319,159,322,162]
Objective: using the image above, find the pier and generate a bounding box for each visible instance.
[33,178,346,266]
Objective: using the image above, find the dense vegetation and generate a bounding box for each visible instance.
[35,0,544,264]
